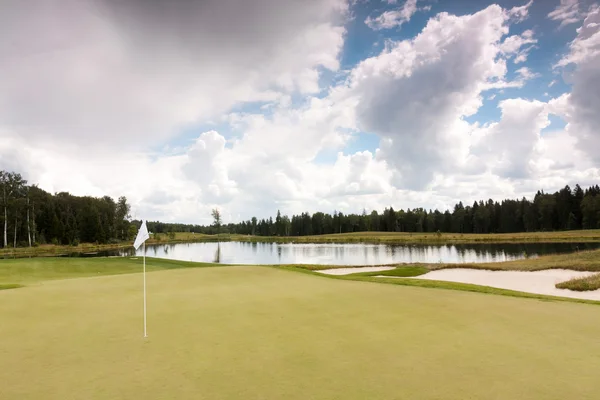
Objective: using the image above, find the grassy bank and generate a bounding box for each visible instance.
[556,273,600,291]
[2,265,600,399]
[251,229,600,244]
[2,229,600,258]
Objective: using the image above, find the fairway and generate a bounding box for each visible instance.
[1,266,600,399]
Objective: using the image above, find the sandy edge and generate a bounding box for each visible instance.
[374,269,600,301]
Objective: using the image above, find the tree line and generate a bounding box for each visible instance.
[146,184,600,237]
[3,168,599,247]
[0,170,134,248]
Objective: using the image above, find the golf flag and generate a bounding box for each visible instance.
[134,220,149,250]
[133,219,150,338]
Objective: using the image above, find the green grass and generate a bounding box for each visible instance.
[0,256,222,285]
[3,252,600,304]
[0,283,23,290]
[342,265,429,277]
[1,266,600,399]
[341,275,600,305]
[556,273,600,291]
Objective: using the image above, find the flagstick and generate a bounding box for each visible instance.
[143,241,147,338]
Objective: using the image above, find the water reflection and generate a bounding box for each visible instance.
[122,241,599,265]
[213,242,221,264]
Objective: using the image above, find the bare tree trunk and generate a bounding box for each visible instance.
[14,215,17,248]
[32,201,36,245]
[27,195,31,247]
[3,205,7,248]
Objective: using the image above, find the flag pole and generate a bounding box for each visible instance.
[134,220,150,338]
[143,241,147,338]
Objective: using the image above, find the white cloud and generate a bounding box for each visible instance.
[508,0,534,23]
[556,7,600,67]
[182,131,238,204]
[471,99,549,179]
[365,0,421,30]
[342,5,524,189]
[0,0,348,150]
[516,66,541,80]
[500,29,537,63]
[2,0,599,225]
[548,0,582,27]
[553,6,600,162]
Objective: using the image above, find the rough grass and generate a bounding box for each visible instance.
[2,266,600,399]
[556,273,600,291]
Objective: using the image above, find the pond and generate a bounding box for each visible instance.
[111,241,600,265]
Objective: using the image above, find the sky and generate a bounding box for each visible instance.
[1,0,599,225]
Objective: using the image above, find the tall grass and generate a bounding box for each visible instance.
[556,273,600,291]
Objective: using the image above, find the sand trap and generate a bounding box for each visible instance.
[378,269,600,301]
[317,266,396,275]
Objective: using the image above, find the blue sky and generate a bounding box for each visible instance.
[165,0,580,158]
[1,0,599,223]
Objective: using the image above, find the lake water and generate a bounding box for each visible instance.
[116,241,600,265]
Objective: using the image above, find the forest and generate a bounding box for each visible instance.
[3,169,600,248]
[0,170,134,247]
[146,184,600,237]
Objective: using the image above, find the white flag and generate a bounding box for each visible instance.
[133,220,150,250]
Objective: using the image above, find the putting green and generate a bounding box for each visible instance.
[1,266,599,399]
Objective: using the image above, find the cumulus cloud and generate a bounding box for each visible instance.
[0,0,348,149]
[341,5,522,189]
[553,6,600,162]
[324,151,392,197]
[471,99,549,179]
[182,131,238,204]
[2,0,599,224]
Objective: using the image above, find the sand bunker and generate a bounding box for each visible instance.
[381,269,600,301]
[317,266,396,275]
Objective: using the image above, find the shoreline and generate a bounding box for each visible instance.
[2,229,600,258]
